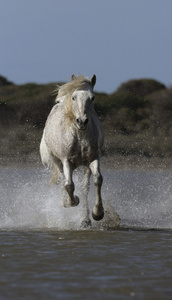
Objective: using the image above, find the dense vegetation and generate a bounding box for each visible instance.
[0,75,171,165]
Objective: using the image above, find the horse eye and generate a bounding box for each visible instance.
[72,95,76,101]
[91,96,95,102]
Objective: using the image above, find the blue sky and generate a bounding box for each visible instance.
[1,0,172,93]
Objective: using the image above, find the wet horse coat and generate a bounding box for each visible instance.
[40,75,104,225]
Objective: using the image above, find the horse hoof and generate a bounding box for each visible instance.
[81,219,92,228]
[63,201,70,208]
[63,196,79,207]
[71,196,79,207]
[92,210,104,221]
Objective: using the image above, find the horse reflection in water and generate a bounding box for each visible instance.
[40,74,104,227]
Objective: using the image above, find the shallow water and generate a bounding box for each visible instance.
[0,166,172,299]
[1,167,172,230]
[1,229,172,300]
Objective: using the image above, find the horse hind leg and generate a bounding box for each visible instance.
[63,159,79,207]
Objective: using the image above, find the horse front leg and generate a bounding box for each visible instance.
[63,159,79,207]
[89,159,104,221]
[81,167,92,228]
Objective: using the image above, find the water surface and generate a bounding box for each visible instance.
[0,167,172,299]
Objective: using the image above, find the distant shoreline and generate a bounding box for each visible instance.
[0,76,171,170]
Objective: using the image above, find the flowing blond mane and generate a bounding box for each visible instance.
[55,75,91,98]
[55,75,93,124]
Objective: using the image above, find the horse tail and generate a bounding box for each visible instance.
[49,165,61,184]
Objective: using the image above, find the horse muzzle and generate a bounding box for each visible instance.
[76,117,89,130]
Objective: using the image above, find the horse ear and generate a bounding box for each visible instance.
[91,74,96,88]
[71,74,76,80]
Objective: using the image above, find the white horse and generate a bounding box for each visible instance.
[40,74,104,226]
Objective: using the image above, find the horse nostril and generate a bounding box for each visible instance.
[76,117,88,129]
[84,118,89,126]
[76,118,81,125]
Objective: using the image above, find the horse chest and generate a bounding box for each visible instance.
[67,134,98,166]
[80,140,93,156]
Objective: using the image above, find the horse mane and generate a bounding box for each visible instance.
[54,75,93,124]
[55,75,92,97]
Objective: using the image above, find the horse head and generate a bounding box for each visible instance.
[71,74,96,130]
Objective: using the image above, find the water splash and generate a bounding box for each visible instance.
[0,167,171,230]
[104,170,172,229]
[0,167,119,230]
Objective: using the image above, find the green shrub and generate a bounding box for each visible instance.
[116,78,166,97]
